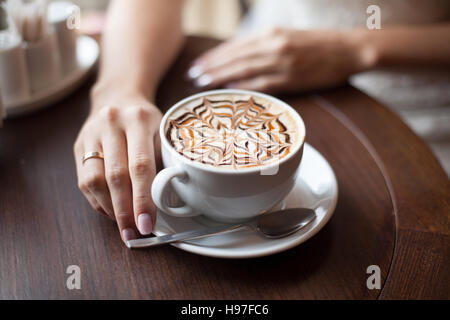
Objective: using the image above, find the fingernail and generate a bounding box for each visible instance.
[187,65,203,79]
[195,74,212,87]
[138,213,153,235]
[122,228,137,241]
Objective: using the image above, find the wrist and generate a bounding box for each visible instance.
[346,29,380,72]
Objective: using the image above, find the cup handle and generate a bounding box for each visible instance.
[151,166,199,218]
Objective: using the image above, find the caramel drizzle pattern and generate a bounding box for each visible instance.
[167,97,293,168]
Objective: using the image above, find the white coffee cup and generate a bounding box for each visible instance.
[151,89,306,223]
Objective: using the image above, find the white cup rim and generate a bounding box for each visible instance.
[159,89,306,175]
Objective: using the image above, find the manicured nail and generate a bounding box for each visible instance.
[187,65,203,79]
[195,74,212,87]
[138,213,153,235]
[122,228,137,242]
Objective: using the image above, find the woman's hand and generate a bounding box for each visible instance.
[187,28,376,93]
[74,89,162,243]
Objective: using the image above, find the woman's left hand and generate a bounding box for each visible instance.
[187,28,375,93]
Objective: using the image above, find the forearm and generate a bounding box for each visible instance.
[354,23,450,70]
[92,0,184,110]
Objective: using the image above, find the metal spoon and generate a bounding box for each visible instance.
[126,208,316,249]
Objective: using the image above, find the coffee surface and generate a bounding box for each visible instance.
[166,94,300,169]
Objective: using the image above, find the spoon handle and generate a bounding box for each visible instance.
[126,223,246,249]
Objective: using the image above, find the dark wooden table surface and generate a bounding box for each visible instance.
[0,37,449,300]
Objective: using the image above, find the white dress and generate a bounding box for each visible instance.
[240,0,450,175]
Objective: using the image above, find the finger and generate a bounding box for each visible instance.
[195,57,279,88]
[192,42,265,82]
[74,140,109,217]
[82,187,107,216]
[101,108,137,242]
[191,30,286,76]
[125,109,157,236]
[225,74,290,93]
[80,142,115,219]
[194,32,262,66]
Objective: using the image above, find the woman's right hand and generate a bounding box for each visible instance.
[73,89,162,243]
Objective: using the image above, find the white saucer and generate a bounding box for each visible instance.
[5,35,99,117]
[153,143,338,259]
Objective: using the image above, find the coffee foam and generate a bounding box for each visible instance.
[166,93,302,169]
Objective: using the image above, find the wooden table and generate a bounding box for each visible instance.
[0,37,448,300]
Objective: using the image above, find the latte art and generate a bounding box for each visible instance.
[166,94,299,169]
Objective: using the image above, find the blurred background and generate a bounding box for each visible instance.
[71,0,242,39]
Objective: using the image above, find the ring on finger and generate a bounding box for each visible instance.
[82,151,104,165]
